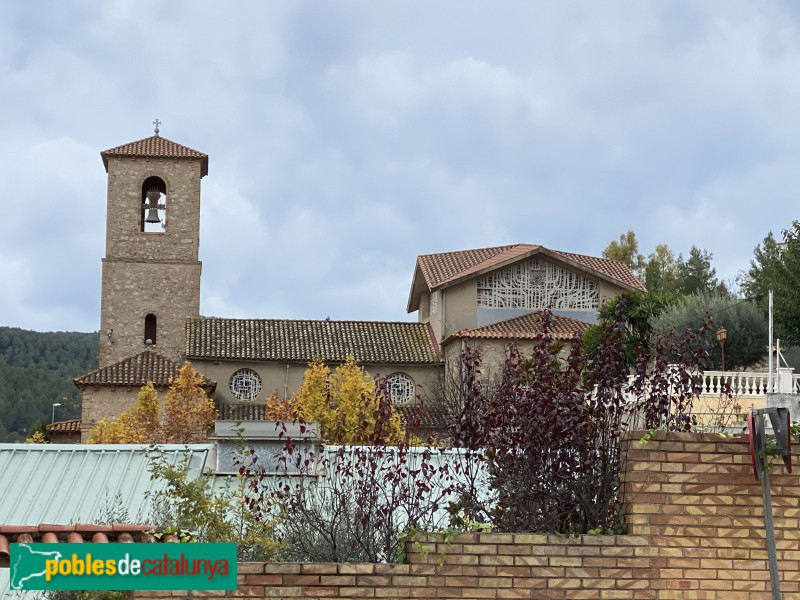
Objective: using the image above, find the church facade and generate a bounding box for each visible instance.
[76,132,644,441]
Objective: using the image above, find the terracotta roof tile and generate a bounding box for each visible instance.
[0,524,174,562]
[452,311,591,341]
[47,419,81,434]
[185,318,442,365]
[415,244,645,292]
[416,245,525,289]
[73,350,216,390]
[101,135,208,176]
[552,249,646,292]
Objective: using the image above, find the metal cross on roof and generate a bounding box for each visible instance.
[153,118,161,136]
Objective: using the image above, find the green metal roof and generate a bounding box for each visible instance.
[0,444,212,525]
[0,443,214,598]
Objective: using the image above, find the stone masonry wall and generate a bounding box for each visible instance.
[99,155,203,367]
[133,432,800,599]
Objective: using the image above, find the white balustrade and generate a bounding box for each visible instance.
[698,371,800,397]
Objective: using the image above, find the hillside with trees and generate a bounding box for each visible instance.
[0,327,97,442]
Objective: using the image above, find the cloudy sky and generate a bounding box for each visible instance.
[3,1,800,333]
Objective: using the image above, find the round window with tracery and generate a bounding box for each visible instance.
[386,372,415,404]
[229,369,262,402]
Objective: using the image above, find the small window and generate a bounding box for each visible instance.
[229,369,263,402]
[386,373,415,404]
[144,314,157,346]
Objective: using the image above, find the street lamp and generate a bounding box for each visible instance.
[51,403,61,424]
[716,327,728,372]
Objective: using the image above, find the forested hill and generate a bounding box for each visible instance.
[0,327,98,442]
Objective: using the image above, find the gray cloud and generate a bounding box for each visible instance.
[2,1,800,332]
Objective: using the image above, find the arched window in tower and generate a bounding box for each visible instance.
[141,176,167,233]
[144,313,157,346]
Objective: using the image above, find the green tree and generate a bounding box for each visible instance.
[602,230,645,279]
[675,246,720,296]
[650,292,767,370]
[739,231,782,314]
[738,226,800,343]
[0,327,97,442]
[644,244,679,294]
[583,291,679,369]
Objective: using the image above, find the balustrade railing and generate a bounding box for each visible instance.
[699,371,769,397]
[699,371,800,397]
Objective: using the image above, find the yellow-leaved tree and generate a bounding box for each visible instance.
[279,356,406,444]
[89,363,217,444]
[163,363,219,444]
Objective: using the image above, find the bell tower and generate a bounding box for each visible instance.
[98,125,208,366]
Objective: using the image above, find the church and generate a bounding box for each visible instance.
[74,131,645,441]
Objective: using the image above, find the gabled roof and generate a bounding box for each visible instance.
[73,349,216,390]
[448,311,591,343]
[101,135,208,176]
[408,244,646,312]
[185,317,442,365]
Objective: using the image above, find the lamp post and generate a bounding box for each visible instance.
[716,327,728,372]
[51,403,61,424]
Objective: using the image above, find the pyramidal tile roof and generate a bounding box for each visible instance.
[415,244,646,292]
[101,135,208,176]
[73,350,216,390]
[451,311,591,342]
[185,318,442,365]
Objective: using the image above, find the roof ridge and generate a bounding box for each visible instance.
[417,244,518,259]
[191,316,426,326]
[451,310,591,342]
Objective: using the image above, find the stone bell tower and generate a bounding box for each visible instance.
[98,125,207,366]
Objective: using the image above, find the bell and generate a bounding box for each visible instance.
[145,208,161,223]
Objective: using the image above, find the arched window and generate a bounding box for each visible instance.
[229,369,262,402]
[144,314,157,346]
[386,373,415,404]
[141,176,167,233]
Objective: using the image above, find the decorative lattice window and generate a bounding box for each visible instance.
[430,291,439,315]
[386,373,415,404]
[229,369,262,402]
[477,259,599,310]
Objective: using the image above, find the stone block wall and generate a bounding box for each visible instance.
[133,432,800,599]
[99,155,203,367]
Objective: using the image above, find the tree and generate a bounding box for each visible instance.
[650,292,767,370]
[242,392,451,563]
[739,230,782,314]
[739,224,800,344]
[582,291,679,369]
[451,307,707,535]
[675,246,720,296]
[89,383,161,444]
[644,244,679,294]
[163,363,218,444]
[277,356,406,445]
[88,364,217,444]
[602,230,645,279]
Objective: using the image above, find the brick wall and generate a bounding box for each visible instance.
[133,432,800,599]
